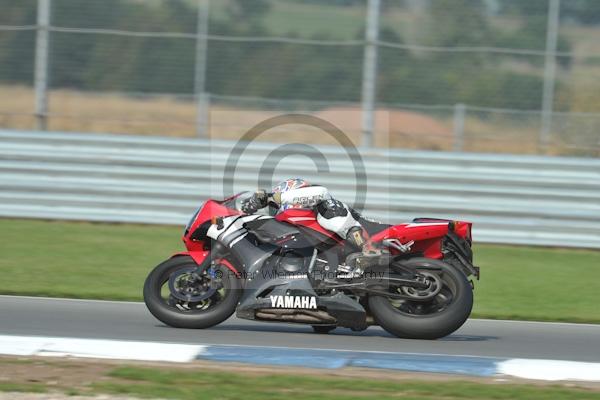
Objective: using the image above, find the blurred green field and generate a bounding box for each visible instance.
[1,218,599,323]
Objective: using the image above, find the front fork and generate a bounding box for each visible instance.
[190,242,240,279]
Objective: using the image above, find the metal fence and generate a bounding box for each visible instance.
[2,129,600,249]
[1,0,600,156]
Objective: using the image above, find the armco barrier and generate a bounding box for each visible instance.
[1,129,600,248]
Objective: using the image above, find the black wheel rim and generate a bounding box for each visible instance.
[158,263,230,313]
[389,269,458,316]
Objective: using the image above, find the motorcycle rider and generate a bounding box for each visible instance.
[241,178,372,255]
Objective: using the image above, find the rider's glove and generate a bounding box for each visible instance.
[241,190,268,214]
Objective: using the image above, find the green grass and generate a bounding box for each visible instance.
[1,218,599,323]
[93,366,600,400]
[0,382,47,393]
[1,361,599,400]
[0,218,181,300]
[473,244,600,323]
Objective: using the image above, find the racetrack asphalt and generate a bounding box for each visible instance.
[1,295,599,363]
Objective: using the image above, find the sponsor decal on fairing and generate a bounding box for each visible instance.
[269,295,317,309]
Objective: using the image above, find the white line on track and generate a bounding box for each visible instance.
[0,334,204,362]
[497,359,600,381]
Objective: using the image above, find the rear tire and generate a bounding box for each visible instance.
[143,256,242,329]
[368,258,473,339]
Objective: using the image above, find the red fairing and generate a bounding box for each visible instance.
[275,208,342,242]
[178,199,243,276]
[173,250,210,265]
[183,200,241,251]
[371,220,472,259]
[194,200,240,230]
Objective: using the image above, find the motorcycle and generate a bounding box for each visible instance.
[143,192,478,339]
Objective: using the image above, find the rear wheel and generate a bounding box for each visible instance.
[143,256,242,328]
[368,258,473,339]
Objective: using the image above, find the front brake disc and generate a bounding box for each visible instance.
[168,266,217,302]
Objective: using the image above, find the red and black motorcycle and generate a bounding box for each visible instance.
[143,192,478,339]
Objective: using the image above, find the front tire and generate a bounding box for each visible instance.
[368,258,473,339]
[143,256,242,329]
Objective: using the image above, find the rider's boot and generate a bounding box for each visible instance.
[338,227,383,278]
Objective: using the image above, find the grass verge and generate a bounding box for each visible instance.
[95,367,600,400]
[1,218,599,323]
[0,358,599,400]
[0,383,47,394]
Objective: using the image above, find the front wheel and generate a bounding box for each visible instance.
[368,258,473,339]
[143,256,242,329]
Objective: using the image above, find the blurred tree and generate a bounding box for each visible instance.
[500,0,600,25]
[0,0,581,111]
[226,0,270,20]
[561,0,600,25]
[50,0,127,89]
[0,0,37,83]
[78,0,196,92]
[492,16,572,68]
[288,0,366,6]
[427,0,491,46]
